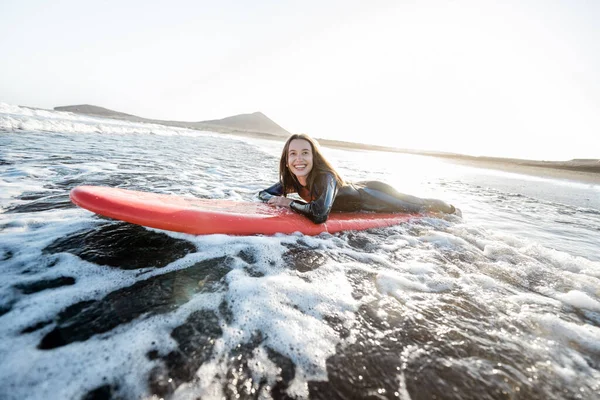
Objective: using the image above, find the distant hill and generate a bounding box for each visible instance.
[54,104,291,137]
[200,112,289,136]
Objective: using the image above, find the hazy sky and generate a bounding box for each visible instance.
[1,0,599,160]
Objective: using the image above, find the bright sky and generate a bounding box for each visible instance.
[1,0,599,160]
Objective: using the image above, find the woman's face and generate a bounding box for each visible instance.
[287,139,314,182]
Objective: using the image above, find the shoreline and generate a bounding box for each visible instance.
[431,156,600,185]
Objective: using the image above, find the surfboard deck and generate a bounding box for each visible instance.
[70,186,423,236]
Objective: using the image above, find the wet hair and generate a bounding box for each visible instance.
[279,133,344,196]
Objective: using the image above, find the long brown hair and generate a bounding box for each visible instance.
[279,133,344,196]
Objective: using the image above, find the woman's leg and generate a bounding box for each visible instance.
[360,181,457,214]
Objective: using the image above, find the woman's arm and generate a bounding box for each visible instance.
[259,182,295,207]
[289,173,338,224]
[258,182,284,202]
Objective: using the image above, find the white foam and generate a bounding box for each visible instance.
[535,314,600,354]
[376,261,455,302]
[0,290,224,399]
[555,290,600,312]
[507,293,562,307]
[419,231,475,250]
[377,271,432,296]
[192,258,358,396]
[520,243,600,277]
[461,273,502,290]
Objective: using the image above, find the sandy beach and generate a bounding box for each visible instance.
[432,156,600,185]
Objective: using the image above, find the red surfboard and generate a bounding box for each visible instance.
[70,186,422,236]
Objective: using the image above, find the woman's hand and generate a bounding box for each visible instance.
[267,196,293,208]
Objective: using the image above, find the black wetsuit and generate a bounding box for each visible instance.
[258,172,456,224]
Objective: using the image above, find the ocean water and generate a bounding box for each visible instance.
[1,103,599,400]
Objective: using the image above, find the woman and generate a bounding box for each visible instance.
[258,134,461,224]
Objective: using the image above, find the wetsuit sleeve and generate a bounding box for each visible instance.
[289,173,338,224]
[258,182,284,202]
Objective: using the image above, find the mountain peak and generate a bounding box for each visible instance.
[199,112,289,136]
